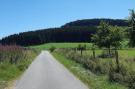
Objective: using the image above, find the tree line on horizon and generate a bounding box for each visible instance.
[0,18,129,46]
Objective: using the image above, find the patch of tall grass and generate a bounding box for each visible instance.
[0,45,39,89]
[53,50,127,89]
[55,48,135,89]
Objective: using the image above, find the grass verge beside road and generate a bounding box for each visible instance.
[0,50,39,89]
[52,52,127,89]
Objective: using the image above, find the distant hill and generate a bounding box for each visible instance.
[0,18,128,46]
[1,27,97,46]
[62,19,128,27]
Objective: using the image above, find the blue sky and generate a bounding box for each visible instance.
[0,0,135,38]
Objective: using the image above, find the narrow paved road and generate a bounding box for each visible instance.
[14,51,89,89]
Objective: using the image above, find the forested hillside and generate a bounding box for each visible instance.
[1,27,97,46]
[0,19,128,46]
[62,19,128,27]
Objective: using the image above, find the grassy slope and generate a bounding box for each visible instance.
[30,43,91,50]
[52,52,127,89]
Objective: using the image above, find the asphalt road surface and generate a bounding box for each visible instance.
[14,51,89,89]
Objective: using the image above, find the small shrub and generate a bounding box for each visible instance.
[17,63,28,71]
[87,60,97,73]
[133,58,135,62]
[109,72,124,83]
[98,49,115,58]
[77,44,86,56]
[126,71,135,89]
[108,63,135,88]
[49,46,56,52]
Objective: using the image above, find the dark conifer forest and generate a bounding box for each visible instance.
[0,19,128,46]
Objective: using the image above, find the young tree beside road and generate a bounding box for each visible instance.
[92,21,123,72]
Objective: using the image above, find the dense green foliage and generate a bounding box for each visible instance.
[129,10,135,47]
[92,21,111,48]
[92,21,124,49]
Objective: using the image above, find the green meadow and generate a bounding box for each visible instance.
[30,43,92,50]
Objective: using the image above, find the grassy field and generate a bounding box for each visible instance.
[52,52,127,89]
[30,43,91,50]
[82,49,135,58]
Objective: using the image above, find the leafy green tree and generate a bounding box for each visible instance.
[92,21,111,55]
[109,26,123,48]
[128,9,135,46]
[49,46,56,52]
[92,21,124,72]
[109,26,124,72]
